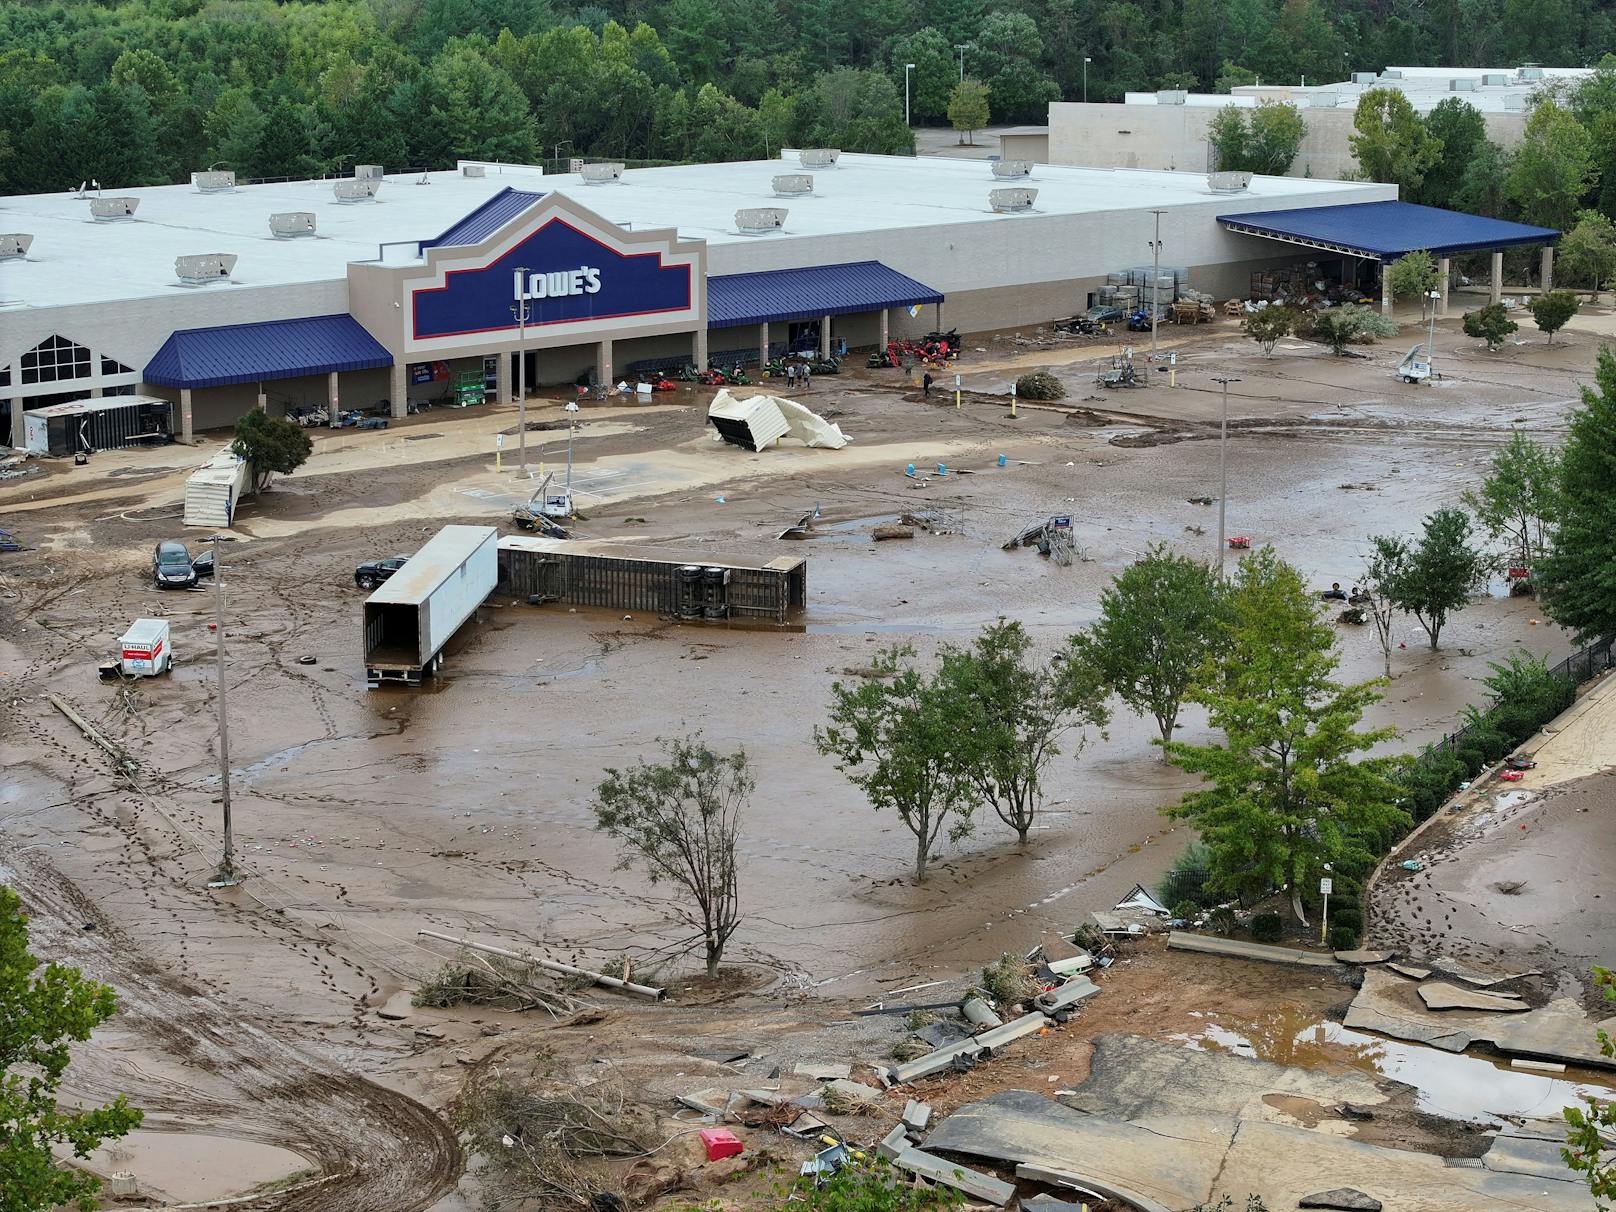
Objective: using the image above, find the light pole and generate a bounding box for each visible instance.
[1083,56,1092,102]
[207,533,240,888]
[1148,209,1165,358]
[905,63,916,126]
[552,140,572,172]
[1212,376,1239,577]
[563,400,579,502]
[1426,288,1440,371]
[510,267,530,476]
[954,43,970,81]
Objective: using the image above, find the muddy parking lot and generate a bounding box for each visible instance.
[1,316,1606,1206]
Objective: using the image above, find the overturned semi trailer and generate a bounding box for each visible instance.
[497,537,807,626]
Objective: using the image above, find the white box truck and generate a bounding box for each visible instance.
[119,619,173,676]
[362,525,498,688]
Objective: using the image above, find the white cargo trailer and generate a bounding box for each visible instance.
[362,525,498,687]
[118,618,173,676]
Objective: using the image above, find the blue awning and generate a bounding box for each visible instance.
[708,261,943,329]
[144,315,393,389]
[422,187,546,250]
[1219,201,1559,259]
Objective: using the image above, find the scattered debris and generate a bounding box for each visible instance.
[1299,1189,1383,1212]
[900,1099,931,1134]
[698,1128,744,1161]
[1388,963,1432,980]
[1114,883,1170,915]
[872,524,914,541]
[1333,949,1394,964]
[792,1061,851,1082]
[891,1146,1017,1205]
[1510,1058,1567,1073]
[1399,859,1425,872]
[1166,932,1341,968]
[1492,879,1528,895]
[820,1079,884,1116]
[1416,981,1531,1013]
[708,389,848,451]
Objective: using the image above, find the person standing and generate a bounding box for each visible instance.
[802,362,812,389]
[923,371,934,397]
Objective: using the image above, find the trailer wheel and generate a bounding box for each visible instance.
[357,575,376,590]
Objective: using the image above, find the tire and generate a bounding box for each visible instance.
[357,575,376,590]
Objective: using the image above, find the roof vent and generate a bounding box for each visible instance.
[1352,72,1377,85]
[175,253,237,285]
[1450,77,1476,92]
[735,207,787,234]
[799,149,840,169]
[0,234,33,259]
[191,170,236,192]
[992,160,1032,179]
[1156,90,1187,105]
[1520,64,1544,80]
[462,164,486,178]
[773,173,813,196]
[1482,73,1508,86]
[270,211,317,238]
[355,164,384,179]
[990,187,1037,213]
[1381,69,1403,80]
[581,162,625,184]
[1208,170,1253,193]
[334,179,380,203]
[89,197,139,221]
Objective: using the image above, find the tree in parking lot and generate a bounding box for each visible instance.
[1385,250,1440,316]
[1463,428,1560,581]
[1558,212,1616,302]
[1530,289,1581,344]
[2,885,143,1212]
[1381,507,1485,651]
[946,78,990,144]
[231,409,312,493]
[1243,305,1293,356]
[1462,303,1518,350]
[591,736,749,978]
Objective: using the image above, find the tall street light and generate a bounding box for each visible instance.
[207,533,240,888]
[1211,377,1239,577]
[954,43,970,81]
[1148,209,1165,358]
[1083,56,1092,102]
[905,63,916,127]
[510,267,530,476]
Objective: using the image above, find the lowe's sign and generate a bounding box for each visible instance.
[410,216,695,343]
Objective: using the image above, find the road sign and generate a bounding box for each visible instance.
[495,433,505,448]
[1319,876,1333,895]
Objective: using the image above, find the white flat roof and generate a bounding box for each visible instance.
[1125,64,1593,114]
[2,153,1380,311]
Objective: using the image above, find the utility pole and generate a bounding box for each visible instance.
[1148,209,1165,359]
[1212,377,1239,578]
[954,44,970,81]
[511,268,529,476]
[905,63,916,127]
[208,533,240,888]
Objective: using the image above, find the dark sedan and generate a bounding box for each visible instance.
[153,540,197,589]
[355,555,411,591]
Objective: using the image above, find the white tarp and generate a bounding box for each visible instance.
[707,389,847,452]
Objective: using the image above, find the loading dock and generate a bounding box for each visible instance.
[497,537,806,626]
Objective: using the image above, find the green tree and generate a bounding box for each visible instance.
[1558,211,1616,301]
[428,44,535,162]
[1069,545,1226,746]
[1362,534,1409,678]
[1310,310,1364,356]
[937,619,1109,844]
[204,86,267,178]
[1463,429,1560,578]
[1384,507,1485,651]
[1243,304,1293,356]
[947,78,990,145]
[799,68,912,155]
[1385,250,1440,315]
[1246,101,1306,175]
[816,644,976,882]
[1529,289,1581,344]
[591,736,749,977]
[2,885,143,1212]
[1163,548,1406,921]
[1506,99,1594,232]
[1453,138,1514,218]
[1207,106,1249,173]
[1536,347,1616,643]
[1349,88,1441,195]
[231,410,312,493]
[1563,966,1615,1207]
[972,11,1059,123]
[889,28,955,123]
[1418,96,1486,209]
[1463,303,1518,350]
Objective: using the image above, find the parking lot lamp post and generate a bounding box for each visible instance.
[1212,377,1239,577]
[208,533,240,887]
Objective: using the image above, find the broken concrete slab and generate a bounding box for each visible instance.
[782,1111,830,1139]
[892,1146,1016,1206]
[1299,1189,1382,1211]
[1388,962,1432,980]
[901,1099,932,1134]
[676,1088,732,1118]
[793,1060,851,1081]
[888,1037,988,1084]
[1434,957,1541,987]
[1417,981,1532,1013]
[913,1019,973,1049]
[877,1123,910,1160]
[1481,1131,1587,1184]
[1333,949,1393,965]
[973,1010,1053,1051]
[1035,976,1099,1013]
[962,997,1004,1029]
[1040,931,1085,962]
[1167,931,1340,967]
[822,1078,884,1110]
[1016,1165,1170,1212]
[1020,1197,1086,1212]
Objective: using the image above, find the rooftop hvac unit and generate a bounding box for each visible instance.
[0,233,32,259]
[175,253,237,285]
[355,164,384,179]
[772,173,813,196]
[581,162,625,183]
[1520,64,1544,80]
[1207,171,1253,193]
[799,149,840,169]
[333,178,380,203]
[1352,72,1377,85]
[992,160,1033,178]
[735,207,787,234]
[1450,77,1477,91]
[1381,69,1403,80]
[1482,73,1509,86]
[990,187,1037,213]
[89,197,139,221]
[191,170,236,192]
[462,164,486,177]
[269,211,316,238]
[1156,89,1187,105]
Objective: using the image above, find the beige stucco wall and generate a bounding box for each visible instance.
[999,133,1052,164]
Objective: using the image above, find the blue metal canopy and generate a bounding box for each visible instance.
[1218,201,1559,259]
[422,187,546,250]
[708,261,943,329]
[144,315,393,389]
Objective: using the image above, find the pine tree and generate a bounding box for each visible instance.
[1536,347,1616,643]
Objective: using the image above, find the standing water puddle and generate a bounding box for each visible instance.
[1175,1012,1615,1123]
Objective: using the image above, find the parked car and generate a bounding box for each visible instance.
[191,547,215,578]
[1086,305,1125,324]
[153,540,198,589]
[355,555,411,590]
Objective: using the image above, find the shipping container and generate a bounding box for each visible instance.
[23,396,175,457]
[363,525,498,687]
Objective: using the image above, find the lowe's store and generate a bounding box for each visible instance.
[0,151,1555,449]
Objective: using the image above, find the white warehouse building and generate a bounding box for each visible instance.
[0,151,1551,448]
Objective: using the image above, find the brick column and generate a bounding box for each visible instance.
[1490,251,1503,305]
[597,339,613,387]
[180,388,194,443]
[692,327,708,370]
[758,322,769,369]
[495,350,512,404]
[819,314,831,359]
[389,363,408,419]
[1540,245,1554,294]
[880,308,890,349]
[1380,264,1392,317]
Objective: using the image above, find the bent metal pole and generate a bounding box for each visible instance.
[417,930,665,999]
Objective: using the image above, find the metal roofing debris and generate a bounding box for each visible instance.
[707,390,848,451]
[1113,883,1170,915]
[891,1145,1018,1206]
[1167,932,1342,967]
[143,313,392,388]
[421,186,546,249]
[706,260,942,328]
[1016,1165,1174,1212]
[1219,200,1559,259]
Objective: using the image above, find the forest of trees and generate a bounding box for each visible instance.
[1,0,1614,196]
